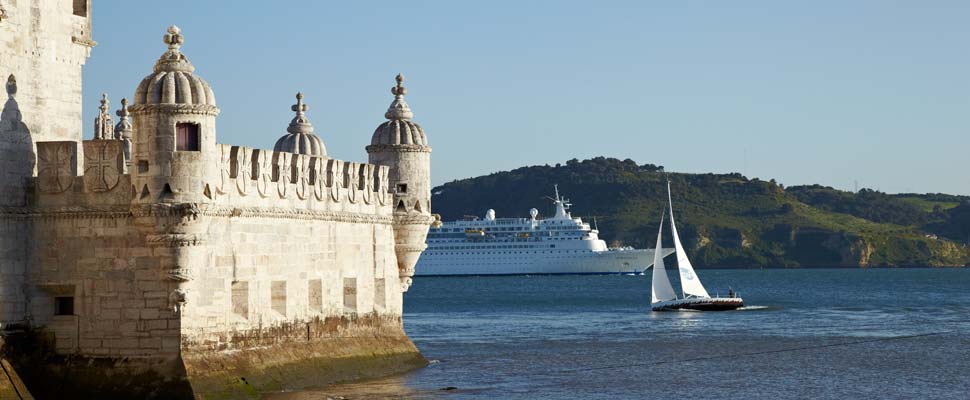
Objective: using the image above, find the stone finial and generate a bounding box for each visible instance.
[114,98,133,139]
[0,4,8,23]
[287,92,314,134]
[164,25,184,51]
[5,75,15,98]
[384,73,414,120]
[114,98,133,167]
[94,93,115,140]
[154,25,194,73]
[99,93,110,113]
[392,73,407,97]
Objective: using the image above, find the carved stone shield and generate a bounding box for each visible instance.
[216,144,232,195]
[273,151,290,199]
[232,146,251,196]
[346,162,359,204]
[312,157,326,201]
[361,163,374,205]
[328,159,342,202]
[252,150,270,198]
[292,154,309,200]
[377,165,389,206]
[82,140,123,193]
[37,141,77,193]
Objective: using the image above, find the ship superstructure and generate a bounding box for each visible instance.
[416,186,673,275]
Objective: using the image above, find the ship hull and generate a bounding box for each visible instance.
[415,248,674,276]
[651,297,744,311]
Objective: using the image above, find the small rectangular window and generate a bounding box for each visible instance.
[73,0,88,17]
[176,123,200,151]
[137,160,149,173]
[397,183,408,193]
[54,296,74,316]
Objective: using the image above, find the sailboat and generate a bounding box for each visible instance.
[651,182,744,311]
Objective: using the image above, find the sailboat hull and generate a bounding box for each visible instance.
[651,297,744,311]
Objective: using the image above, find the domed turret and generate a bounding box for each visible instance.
[366,74,433,292]
[273,92,326,156]
[133,26,216,107]
[129,25,220,204]
[370,75,427,146]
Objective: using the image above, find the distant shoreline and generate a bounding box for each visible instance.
[415,265,967,277]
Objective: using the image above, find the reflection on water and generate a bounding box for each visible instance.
[266,269,970,399]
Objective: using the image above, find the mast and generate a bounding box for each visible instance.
[551,184,570,220]
[667,181,710,299]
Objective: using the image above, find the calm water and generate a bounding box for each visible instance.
[271,269,970,399]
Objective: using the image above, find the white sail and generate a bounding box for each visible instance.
[651,212,677,304]
[667,182,710,299]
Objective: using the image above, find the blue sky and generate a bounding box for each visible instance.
[83,1,970,194]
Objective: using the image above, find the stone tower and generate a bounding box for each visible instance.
[130,25,218,204]
[367,74,433,291]
[0,0,94,325]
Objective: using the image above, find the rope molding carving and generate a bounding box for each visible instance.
[0,205,397,224]
[0,206,130,219]
[129,103,220,116]
[205,206,395,224]
[365,144,432,154]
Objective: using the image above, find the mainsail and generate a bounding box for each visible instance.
[667,182,710,299]
[651,212,677,304]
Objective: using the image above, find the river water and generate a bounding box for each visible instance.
[270,269,970,399]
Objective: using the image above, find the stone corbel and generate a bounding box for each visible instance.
[169,288,187,314]
[131,203,206,235]
[0,4,7,23]
[399,276,413,293]
[71,36,98,48]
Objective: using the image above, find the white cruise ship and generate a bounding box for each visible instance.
[416,186,674,276]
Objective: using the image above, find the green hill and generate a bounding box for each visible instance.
[430,157,970,268]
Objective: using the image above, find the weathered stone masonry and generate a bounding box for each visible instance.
[0,2,432,398]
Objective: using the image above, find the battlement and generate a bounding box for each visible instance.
[28,139,391,216]
[212,143,391,213]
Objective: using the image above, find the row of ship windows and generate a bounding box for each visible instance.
[429,237,583,243]
[425,250,593,256]
[430,225,583,233]
[430,244,556,250]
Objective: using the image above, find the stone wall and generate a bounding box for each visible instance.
[0,0,93,327]
[181,211,401,350]
[24,212,181,357]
